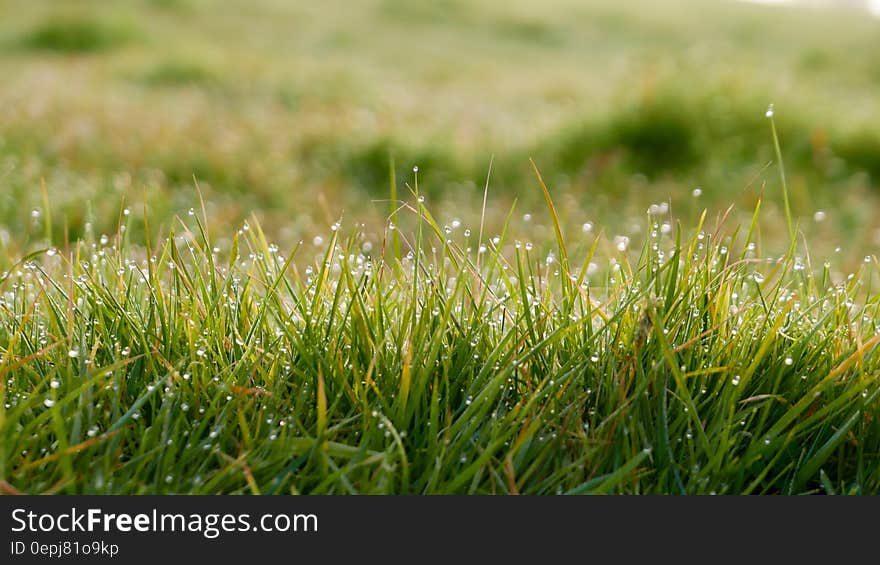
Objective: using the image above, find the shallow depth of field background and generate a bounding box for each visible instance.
[1,0,879,266]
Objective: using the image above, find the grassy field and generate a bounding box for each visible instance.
[2,0,880,494]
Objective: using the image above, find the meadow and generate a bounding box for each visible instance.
[2,0,880,494]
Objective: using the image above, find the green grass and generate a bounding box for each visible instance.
[3,165,880,494]
[2,0,880,494]
[139,60,220,88]
[20,16,136,53]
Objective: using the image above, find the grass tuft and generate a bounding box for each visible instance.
[21,16,135,54]
[139,60,220,89]
[3,179,880,494]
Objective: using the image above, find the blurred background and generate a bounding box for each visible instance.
[0,0,878,265]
